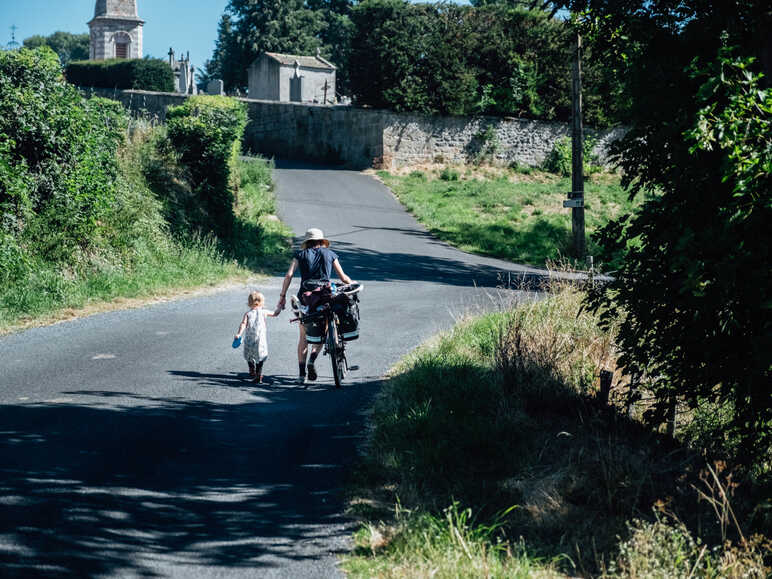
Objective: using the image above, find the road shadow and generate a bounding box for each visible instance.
[304,239,590,290]
[0,378,381,577]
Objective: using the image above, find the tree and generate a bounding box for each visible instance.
[209,0,352,94]
[577,0,772,472]
[469,0,563,19]
[23,31,89,65]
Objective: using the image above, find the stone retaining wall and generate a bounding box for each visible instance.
[83,88,625,169]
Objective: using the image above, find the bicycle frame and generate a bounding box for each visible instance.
[292,282,362,388]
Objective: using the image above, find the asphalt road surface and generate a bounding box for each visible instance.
[0,160,542,578]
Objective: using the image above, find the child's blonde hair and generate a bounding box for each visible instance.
[248,291,264,307]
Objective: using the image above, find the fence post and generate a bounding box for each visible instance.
[599,370,612,406]
[627,373,639,419]
[666,395,677,436]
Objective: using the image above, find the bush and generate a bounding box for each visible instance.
[65,58,174,92]
[439,167,460,181]
[607,517,770,578]
[0,47,127,256]
[166,95,248,238]
[542,135,600,177]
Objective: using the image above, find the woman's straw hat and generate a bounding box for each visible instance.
[301,228,330,249]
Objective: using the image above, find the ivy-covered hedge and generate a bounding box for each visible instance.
[166,95,248,238]
[65,58,174,92]
[0,47,127,267]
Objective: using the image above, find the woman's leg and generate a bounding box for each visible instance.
[297,324,308,383]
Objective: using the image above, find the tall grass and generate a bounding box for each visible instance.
[344,285,770,577]
[378,168,638,267]
[346,503,563,578]
[230,157,292,271]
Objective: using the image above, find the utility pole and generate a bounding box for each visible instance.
[564,31,586,258]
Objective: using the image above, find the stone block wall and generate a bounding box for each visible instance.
[381,114,625,168]
[82,88,625,170]
[83,88,188,121]
[242,100,386,167]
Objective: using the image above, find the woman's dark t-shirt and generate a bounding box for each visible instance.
[295,247,338,283]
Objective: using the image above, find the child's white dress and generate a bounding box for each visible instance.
[243,308,269,364]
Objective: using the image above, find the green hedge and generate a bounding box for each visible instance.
[166,95,248,238]
[65,58,174,92]
[0,47,128,266]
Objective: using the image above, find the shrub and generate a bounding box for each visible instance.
[0,47,127,256]
[65,58,174,92]
[439,167,460,181]
[607,517,770,578]
[588,46,772,474]
[542,135,600,177]
[166,95,248,238]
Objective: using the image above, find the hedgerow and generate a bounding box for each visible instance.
[166,95,248,238]
[65,57,174,92]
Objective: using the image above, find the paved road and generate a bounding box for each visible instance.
[0,160,535,578]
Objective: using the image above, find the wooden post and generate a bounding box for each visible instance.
[666,396,677,436]
[627,373,639,418]
[571,32,586,258]
[599,370,613,406]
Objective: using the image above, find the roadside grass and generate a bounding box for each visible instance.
[343,284,770,577]
[0,123,290,333]
[377,167,637,268]
[231,156,293,272]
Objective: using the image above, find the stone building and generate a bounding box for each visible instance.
[248,51,336,103]
[88,0,144,60]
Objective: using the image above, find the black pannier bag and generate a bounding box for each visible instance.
[333,293,360,341]
[303,314,326,344]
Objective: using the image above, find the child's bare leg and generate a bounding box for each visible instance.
[253,361,264,383]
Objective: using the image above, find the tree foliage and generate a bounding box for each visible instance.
[208,0,353,94]
[579,0,772,472]
[0,47,126,265]
[23,31,89,65]
[348,0,622,124]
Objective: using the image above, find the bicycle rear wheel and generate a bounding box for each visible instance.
[328,318,344,388]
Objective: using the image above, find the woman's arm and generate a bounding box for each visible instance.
[277,258,298,310]
[333,259,353,284]
[235,312,248,338]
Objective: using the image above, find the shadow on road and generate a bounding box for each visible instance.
[0,378,381,577]
[325,239,553,289]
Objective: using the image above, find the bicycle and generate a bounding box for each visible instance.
[291,282,363,388]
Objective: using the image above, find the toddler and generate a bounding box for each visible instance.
[235,291,281,383]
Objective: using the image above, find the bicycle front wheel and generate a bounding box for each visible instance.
[328,317,344,388]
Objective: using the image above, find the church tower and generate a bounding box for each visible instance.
[88,0,144,60]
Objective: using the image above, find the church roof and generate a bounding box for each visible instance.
[90,0,143,23]
[262,52,336,70]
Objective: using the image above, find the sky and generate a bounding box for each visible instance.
[0,0,230,70]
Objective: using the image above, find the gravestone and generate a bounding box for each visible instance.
[206,79,224,95]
